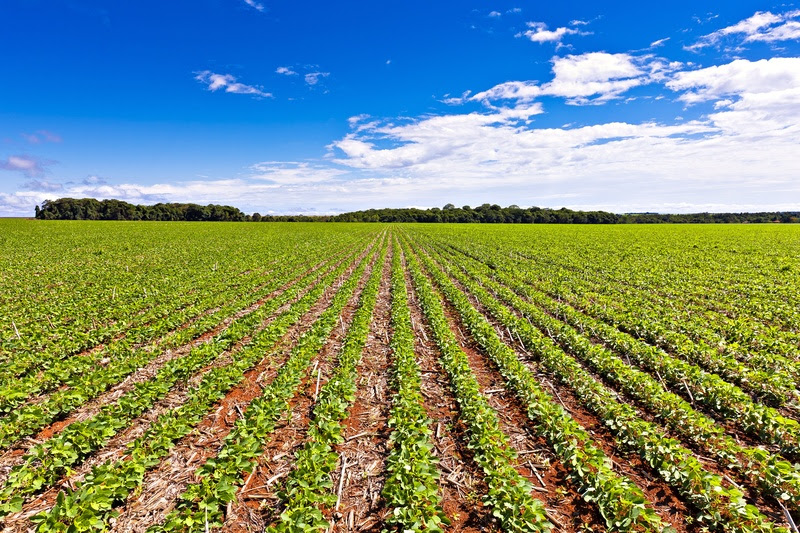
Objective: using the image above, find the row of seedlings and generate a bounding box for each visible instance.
[429,238,800,515]
[380,250,449,531]
[149,237,386,532]
[0,240,367,518]
[26,239,378,533]
[416,239,790,532]
[265,240,389,531]
[400,237,669,533]
[403,238,558,532]
[434,239,800,460]
[0,242,354,415]
[0,238,362,451]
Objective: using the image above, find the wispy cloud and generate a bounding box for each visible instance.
[488,11,501,18]
[194,71,272,98]
[0,155,53,178]
[21,130,62,144]
[687,10,800,50]
[650,37,670,48]
[276,66,297,76]
[304,71,329,86]
[21,180,62,192]
[243,0,265,12]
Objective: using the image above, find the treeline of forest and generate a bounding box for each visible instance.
[34,198,800,224]
[35,198,247,221]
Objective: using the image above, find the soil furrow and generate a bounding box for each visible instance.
[109,243,379,533]
[328,244,394,533]
[399,253,493,533]
[221,247,380,533]
[0,256,338,488]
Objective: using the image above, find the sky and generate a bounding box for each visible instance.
[1,1,800,216]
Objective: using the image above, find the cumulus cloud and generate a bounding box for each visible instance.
[688,10,800,50]
[0,155,52,178]
[469,52,673,105]
[310,54,800,213]
[667,57,800,103]
[276,66,297,76]
[194,71,272,98]
[521,21,590,44]
[5,52,799,217]
[488,11,501,18]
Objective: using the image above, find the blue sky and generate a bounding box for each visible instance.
[2,0,799,215]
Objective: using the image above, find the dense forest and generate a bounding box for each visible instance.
[35,198,247,221]
[34,198,799,223]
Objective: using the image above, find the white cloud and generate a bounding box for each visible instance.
[194,71,272,98]
[470,52,669,105]
[310,55,800,213]
[249,161,346,185]
[689,10,800,50]
[243,0,265,12]
[489,11,501,18]
[650,37,670,48]
[0,155,52,178]
[667,57,800,103]
[304,71,329,85]
[521,21,589,44]
[276,66,297,75]
[5,54,799,217]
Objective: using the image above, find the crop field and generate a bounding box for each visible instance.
[0,219,799,533]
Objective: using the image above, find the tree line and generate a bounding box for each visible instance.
[35,198,247,221]
[35,198,799,224]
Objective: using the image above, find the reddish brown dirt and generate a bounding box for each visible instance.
[419,252,700,531]
[328,244,394,533]
[110,242,381,533]
[481,280,793,527]
[400,252,495,533]
[1,243,377,532]
[433,243,794,529]
[0,255,343,490]
[222,245,382,533]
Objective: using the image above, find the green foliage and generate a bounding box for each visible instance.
[381,249,448,532]
[35,198,246,221]
[417,239,790,531]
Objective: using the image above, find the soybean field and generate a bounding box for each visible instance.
[0,219,799,533]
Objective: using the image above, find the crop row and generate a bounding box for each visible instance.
[430,237,800,460]
[0,239,363,518]
[507,259,800,404]
[266,238,388,532]
[430,238,800,512]
[415,238,787,532]
[29,239,375,532]
[0,243,352,416]
[403,237,556,532]
[381,248,448,531]
[0,241,356,451]
[401,236,669,532]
